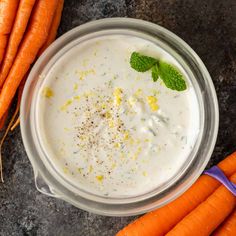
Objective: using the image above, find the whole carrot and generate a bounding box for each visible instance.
[38,0,64,56]
[166,173,236,236]
[117,152,236,236]
[0,0,19,64]
[213,209,236,236]
[0,0,58,119]
[0,0,36,87]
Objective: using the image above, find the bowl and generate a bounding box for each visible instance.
[20,18,219,216]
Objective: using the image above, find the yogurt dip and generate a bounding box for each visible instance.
[37,34,200,197]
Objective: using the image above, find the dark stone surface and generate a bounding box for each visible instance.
[0,0,236,235]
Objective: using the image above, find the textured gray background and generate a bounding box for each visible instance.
[1,0,236,235]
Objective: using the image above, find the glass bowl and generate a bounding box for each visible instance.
[20,18,219,216]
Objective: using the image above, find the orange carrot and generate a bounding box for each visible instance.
[117,152,236,236]
[0,109,8,130]
[0,0,58,120]
[0,0,36,87]
[0,0,19,64]
[166,173,236,236]
[213,209,236,236]
[38,0,64,56]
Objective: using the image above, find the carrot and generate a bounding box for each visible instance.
[0,0,36,87]
[38,0,64,56]
[0,109,8,130]
[213,209,236,236]
[0,0,19,64]
[0,0,58,120]
[116,152,236,236]
[166,172,236,236]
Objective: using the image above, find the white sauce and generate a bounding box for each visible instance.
[37,35,200,197]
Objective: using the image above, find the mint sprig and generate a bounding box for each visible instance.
[130,52,187,91]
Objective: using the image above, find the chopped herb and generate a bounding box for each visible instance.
[148,128,157,136]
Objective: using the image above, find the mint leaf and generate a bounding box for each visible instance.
[130,52,158,72]
[151,64,159,82]
[159,61,187,91]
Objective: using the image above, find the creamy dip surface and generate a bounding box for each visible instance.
[37,34,200,197]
